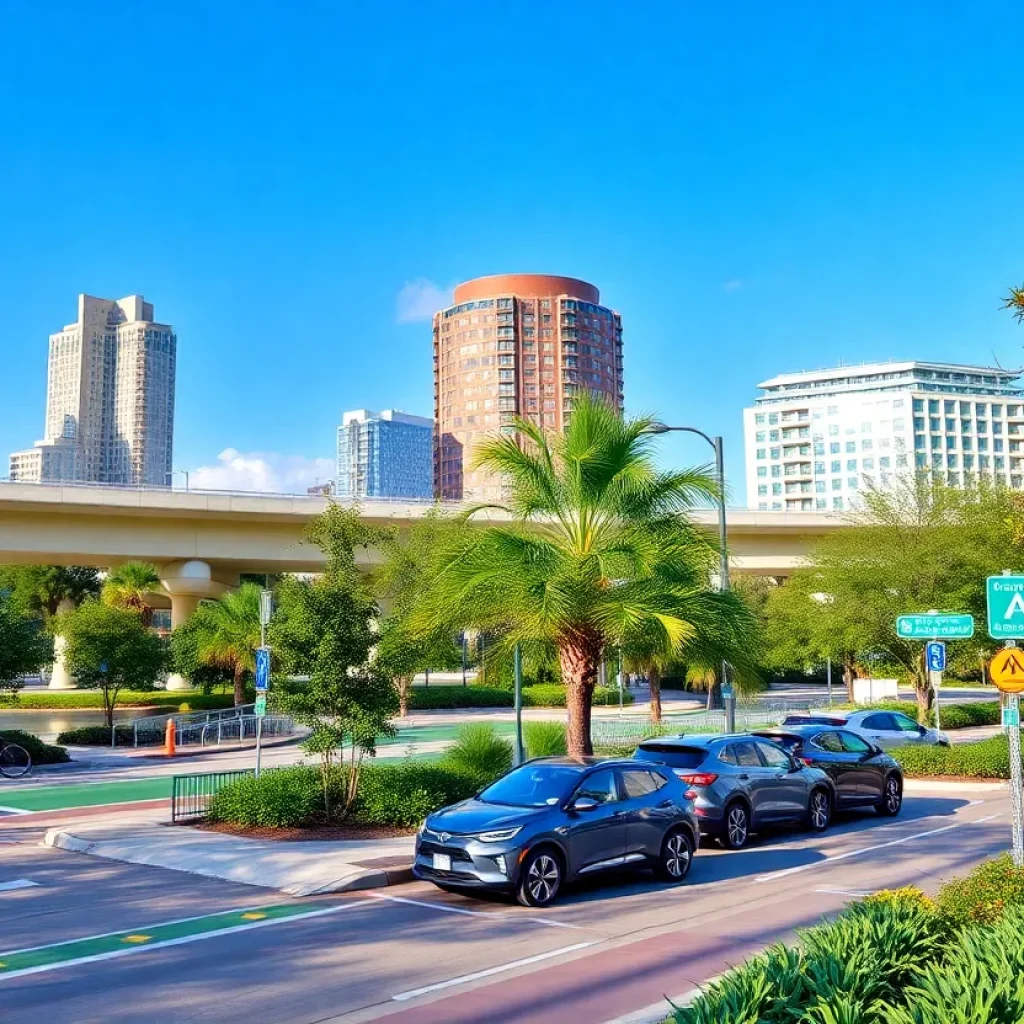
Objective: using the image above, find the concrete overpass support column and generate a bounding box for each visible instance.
[48,599,78,690]
[161,561,231,692]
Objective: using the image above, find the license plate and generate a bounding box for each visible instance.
[432,853,452,872]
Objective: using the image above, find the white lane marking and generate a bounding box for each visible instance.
[0,880,38,893]
[0,902,367,983]
[814,888,872,897]
[0,807,30,816]
[973,814,1002,823]
[367,891,587,930]
[391,941,599,1001]
[755,822,962,883]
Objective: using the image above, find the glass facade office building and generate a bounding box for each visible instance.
[743,361,1024,512]
[336,409,433,500]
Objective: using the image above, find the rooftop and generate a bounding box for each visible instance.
[758,360,1022,390]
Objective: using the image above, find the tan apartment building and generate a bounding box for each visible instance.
[9,294,176,487]
[433,274,624,501]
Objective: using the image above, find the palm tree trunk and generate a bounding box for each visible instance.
[233,664,245,706]
[648,665,662,724]
[559,632,602,758]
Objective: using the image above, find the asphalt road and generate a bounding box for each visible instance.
[0,785,1010,1024]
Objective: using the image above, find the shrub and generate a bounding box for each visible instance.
[206,760,482,829]
[208,766,326,827]
[0,690,233,711]
[894,734,1016,779]
[439,724,512,787]
[178,702,192,713]
[524,721,567,758]
[354,761,480,826]
[863,885,934,914]
[56,724,135,746]
[408,686,513,710]
[0,730,69,764]
[522,684,634,707]
[934,853,1024,929]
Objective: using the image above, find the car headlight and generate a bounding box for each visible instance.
[475,826,523,844]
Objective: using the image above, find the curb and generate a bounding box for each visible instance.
[903,778,1008,792]
[41,827,414,895]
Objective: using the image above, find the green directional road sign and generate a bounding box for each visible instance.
[987,576,1024,639]
[896,614,974,639]
[254,695,267,718]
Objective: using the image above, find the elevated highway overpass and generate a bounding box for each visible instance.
[0,481,845,686]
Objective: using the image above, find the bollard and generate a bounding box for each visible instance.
[164,719,176,757]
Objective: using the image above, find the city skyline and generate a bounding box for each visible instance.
[1,4,1022,497]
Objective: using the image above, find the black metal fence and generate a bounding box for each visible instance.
[170,769,254,823]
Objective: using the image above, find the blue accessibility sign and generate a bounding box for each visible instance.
[926,641,946,673]
[254,647,271,692]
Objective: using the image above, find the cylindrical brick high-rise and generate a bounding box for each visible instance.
[432,274,624,501]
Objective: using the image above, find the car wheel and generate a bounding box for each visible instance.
[805,788,832,833]
[517,848,563,907]
[876,775,903,816]
[720,802,750,849]
[656,828,694,883]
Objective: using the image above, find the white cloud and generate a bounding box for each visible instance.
[188,449,335,494]
[396,278,451,322]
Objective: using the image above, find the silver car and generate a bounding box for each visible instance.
[782,709,949,749]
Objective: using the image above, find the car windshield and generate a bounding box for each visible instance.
[634,745,708,769]
[478,764,583,808]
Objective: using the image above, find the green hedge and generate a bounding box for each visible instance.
[407,684,632,710]
[674,857,1024,1024]
[207,761,482,829]
[0,730,69,764]
[57,725,136,746]
[894,734,1017,779]
[0,691,233,711]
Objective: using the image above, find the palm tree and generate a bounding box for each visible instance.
[1004,284,1024,323]
[102,562,162,626]
[190,584,262,705]
[0,565,100,620]
[415,397,757,758]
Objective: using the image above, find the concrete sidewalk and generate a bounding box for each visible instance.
[43,817,416,896]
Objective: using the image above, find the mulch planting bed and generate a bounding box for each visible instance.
[198,820,415,842]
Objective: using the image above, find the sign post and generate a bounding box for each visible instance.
[926,638,946,733]
[988,638,1024,868]
[255,590,273,778]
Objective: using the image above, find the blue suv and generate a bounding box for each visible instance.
[414,757,700,906]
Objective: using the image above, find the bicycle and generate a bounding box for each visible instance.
[0,738,31,779]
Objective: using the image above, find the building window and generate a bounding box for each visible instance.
[771,465,781,477]
[829,442,839,454]
[756,448,766,460]
[832,478,842,491]
[863,458,875,470]
[768,413,778,425]
[813,442,825,455]
[992,404,1002,417]
[846,441,856,453]
[831,460,841,472]
[880,456,891,469]
[833,497,844,510]
[827,405,839,415]
[814,461,825,473]
[772,483,782,495]
[755,431,766,442]
[828,424,839,436]
[815,480,826,493]
[862,439,873,451]
[757,484,768,496]
[756,467,767,477]
[848,477,859,489]
[769,430,780,441]
[847,459,857,471]
[770,447,780,459]
[963,437,973,451]
[755,413,765,424]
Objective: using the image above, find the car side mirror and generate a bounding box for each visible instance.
[788,757,802,773]
[571,797,599,813]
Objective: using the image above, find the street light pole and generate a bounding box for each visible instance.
[646,423,735,732]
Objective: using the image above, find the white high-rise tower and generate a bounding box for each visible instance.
[9,294,176,486]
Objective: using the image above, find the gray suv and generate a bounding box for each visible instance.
[413,757,700,906]
[634,734,835,849]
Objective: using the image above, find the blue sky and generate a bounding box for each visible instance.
[2,1,1022,495]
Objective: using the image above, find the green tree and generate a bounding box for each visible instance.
[0,565,100,620]
[769,476,1011,718]
[187,584,263,706]
[102,562,162,627]
[412,397,758,758]
[167,613,234,692]
[373,513,466,715]
[54,601,166,726]
[0,593,52,689]
[277,505,396,817]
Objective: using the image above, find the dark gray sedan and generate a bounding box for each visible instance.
[413,757,700,906]
[634,734,835,849]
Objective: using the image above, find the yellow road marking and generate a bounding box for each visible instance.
[240,912,266,920]
[122,935,152,944]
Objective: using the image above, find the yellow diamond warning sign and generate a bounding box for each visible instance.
[989,648,1024,693]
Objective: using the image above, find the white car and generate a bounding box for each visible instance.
[782,709,950,749]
